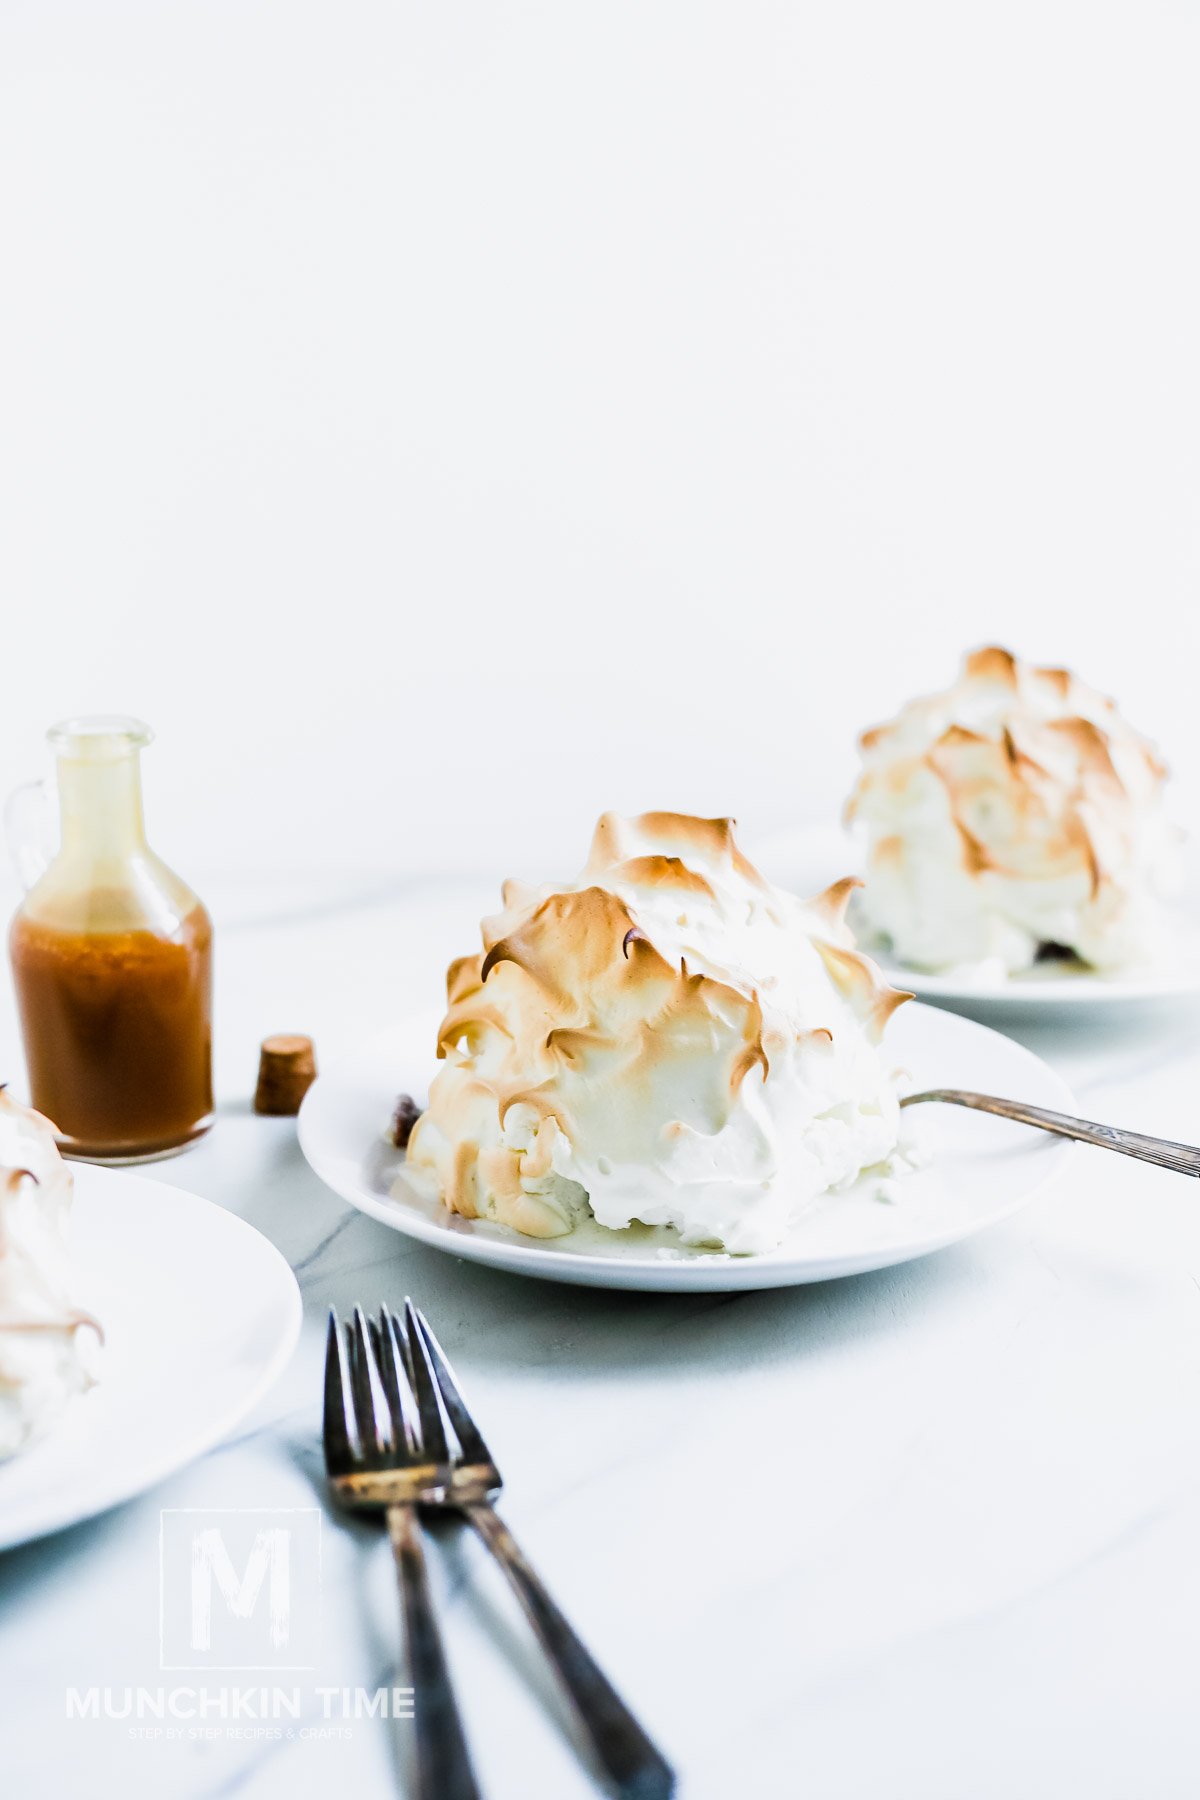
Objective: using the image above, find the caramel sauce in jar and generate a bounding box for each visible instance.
[7,717,215,1163]
[10,902,214,1161]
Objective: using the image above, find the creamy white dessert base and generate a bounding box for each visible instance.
[406,813,913,1256]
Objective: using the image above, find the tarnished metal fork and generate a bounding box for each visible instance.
[324,1304,483,1800]
[400,1300,676,1800]
[901,1088,1200,1175]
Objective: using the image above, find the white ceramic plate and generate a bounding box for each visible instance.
[753,824,1200,1019]
[298,1004,1075,1293]
[0,1169,302,1552]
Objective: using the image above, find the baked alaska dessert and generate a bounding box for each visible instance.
[846,647,1178,976]
[404,813,913,1255]
[0,1089,101,1459]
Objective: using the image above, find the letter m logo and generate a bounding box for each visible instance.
[160,1509,322,1670]
[190,1526,291,1651]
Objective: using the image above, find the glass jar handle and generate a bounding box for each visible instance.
[4,780,57,891]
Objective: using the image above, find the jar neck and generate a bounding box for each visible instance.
[56,751,148,861]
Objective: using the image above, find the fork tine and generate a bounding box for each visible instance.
[376,1307,422,1455]
[399,1298,451,1462]
[369,1312,401,1439]
[408,1302,494,1469]
[347,1305,393,1462]
[322,1308,355,1474]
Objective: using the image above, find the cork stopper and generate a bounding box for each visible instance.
[254,1035,317,1116]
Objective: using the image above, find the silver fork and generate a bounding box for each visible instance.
[400,1299,676,1800]
[901,1088,1200,1175]
[323,1305,483,1800]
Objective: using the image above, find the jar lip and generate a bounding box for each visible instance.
[47,715,154,755]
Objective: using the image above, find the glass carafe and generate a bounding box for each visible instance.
[7,717,214,1162]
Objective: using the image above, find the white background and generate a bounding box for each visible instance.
[1,1,1198,885]
[5,15,1200,1797]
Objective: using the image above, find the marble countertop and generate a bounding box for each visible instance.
[4,871,1200,1799]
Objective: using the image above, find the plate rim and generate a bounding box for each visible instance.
[297,1003,1076,1291]
[0,1168,303,1553]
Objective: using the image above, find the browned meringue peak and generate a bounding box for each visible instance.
[407,812,909,1250]
[583,810,768,889]
[846,646,1175,973]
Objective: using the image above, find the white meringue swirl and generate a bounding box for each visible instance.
[0,1090,100,1460]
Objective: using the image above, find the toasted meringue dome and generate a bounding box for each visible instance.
[406,813,910,1253]
[0,1090,100,1460]
[846,647,1177,974]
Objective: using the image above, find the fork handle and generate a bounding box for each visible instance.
[901,1089,1200,1176]
[464,1501,675,1800]
[387,1504,483,1800]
